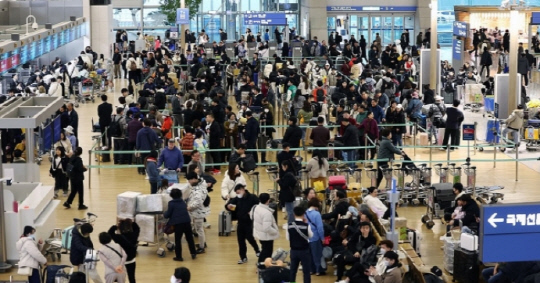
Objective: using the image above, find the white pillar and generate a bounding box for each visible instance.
[508,10,519,113]
[430,0,438,93]
[90,2,113,58]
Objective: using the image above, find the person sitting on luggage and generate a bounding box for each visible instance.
[334,221,377,282]
[97,232,127,283]
[225,184,261,264]
[367,251,403,283]
[70,223,103,283]
[158,139,184,173]
[458,194,481,234]
[322,190,350,228]
[443,183,466,223]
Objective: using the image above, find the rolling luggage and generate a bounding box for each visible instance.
[61,226,74,251]
[418,133,429,146]
[42,264,71,283]
[453,248,479,283]
[329,175,346,190]
[218,210,232,236]
[407,229,422,256]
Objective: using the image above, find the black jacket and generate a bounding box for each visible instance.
[113,53,122,65]
[278,171,297,203]
[342,124,360,147]
[171,96,182,115]
[283,125,303,149]
[244,117,259,143]
[225,191,259,223]
[68,110,79,130]
[322,199,349,221]
[69,156,86,182]
[108,223,140,261]
[70,226,93,265]
[164,199,192,225]
[480,52,493,66]
[423,89,435,105]
[208,121,222,148]
[445,107,464,130]
[346,231,377,253]
[277,150,295,175]
[154,92,166,110]
[461,200,480,228]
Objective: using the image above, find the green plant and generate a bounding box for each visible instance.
[159,0,202,25]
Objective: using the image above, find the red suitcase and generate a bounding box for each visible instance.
[328,175,346,190]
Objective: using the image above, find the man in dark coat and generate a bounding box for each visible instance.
[97,94,113,148]
[205,113,223,173]
[282,117,303,156]
[244,111,260,163]
[70,223,98,281]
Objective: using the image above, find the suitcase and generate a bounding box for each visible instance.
[486,120,500,144]
[453,248,479,283]
[329,175,346,190]
[460,233,478,251]
[418,133,429,146]
[218,210,232,236]
[524,127,539,140]
[61,225,74,251]
[407,228,422,256]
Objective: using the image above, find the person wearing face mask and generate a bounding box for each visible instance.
[368,251,403,283]
[338,240,395,283]
[170,267,191,283]
[334,222,377,282]
[225,184,261,264]
[16,226,47,283]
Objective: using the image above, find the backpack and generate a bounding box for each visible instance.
[108,116,123,137]
[292,178,302,197]
[129,60,137,71]
[66,160,75,177]
[316,88,325,102]
[203,195,211,207]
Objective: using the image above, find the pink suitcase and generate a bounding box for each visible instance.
[329,175,347,190]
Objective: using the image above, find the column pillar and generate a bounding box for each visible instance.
[89,0,113,58]
[508,10,519,113]
[429,0,438,93]
[305,0,328,43]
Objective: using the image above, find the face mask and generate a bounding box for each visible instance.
[264,108,269,113]
[380,248,387,254]
[29,234,36,240]
[237,193,244,198]
[384,260,391,267]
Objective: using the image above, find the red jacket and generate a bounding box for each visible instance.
[357,118,379,140]
[180,133,194,156]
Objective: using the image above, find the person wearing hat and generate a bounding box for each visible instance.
[405,91,423,137]
[158,136,184,174]
[282,116,303,156]
[428,96,447,145]
[64,126,77,153]
[367,251,403,283]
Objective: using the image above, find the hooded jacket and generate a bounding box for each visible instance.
[220,171,247,200]
[187,178,209,219]
[70,226,94,265]
[505,109,524,130]
[225,190,259,224]
[16,237,47,269]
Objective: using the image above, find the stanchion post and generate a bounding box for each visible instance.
[387,178,399,249]
[447,146,450,167]
[413,122,417,156]
[516,146,519,181]
[88,150,92,190]
[494,138,497,168]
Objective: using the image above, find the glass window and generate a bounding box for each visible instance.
[143,0,162,6]
[405,16,414,29]
[394,17,403,42]
[371,16,381,45]
[360,17,368,30]
[350,15,358,28]
[113,8,142,29]
[143,8,168,28]
[202,0,220,12]
[240,0,261,12]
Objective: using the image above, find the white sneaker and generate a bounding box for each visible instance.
[204,223,211,229]
[145,175,149,180]
[282,223,288,230]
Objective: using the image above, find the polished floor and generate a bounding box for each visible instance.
[2,78,540,283]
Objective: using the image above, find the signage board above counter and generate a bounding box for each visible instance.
[327,6,417,12]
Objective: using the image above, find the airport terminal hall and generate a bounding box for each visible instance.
[3,0,540,282]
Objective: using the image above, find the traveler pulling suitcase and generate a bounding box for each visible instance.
[218,210,232,236]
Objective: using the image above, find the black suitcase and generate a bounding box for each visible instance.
[453,247,479,283]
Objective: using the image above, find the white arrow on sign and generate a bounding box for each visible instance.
[488,213,504,228]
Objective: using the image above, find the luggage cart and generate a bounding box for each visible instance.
[462,84,485,113]
[448,163,462,184]
[433,163,449,183]
[524,119,540,151]
[76,80,96,104]
[266,167,279,201]
[161,169,180,185]
[476,118,502,152]
[154,214,175,257]
[248,171,260,195]
[421,183,454,229]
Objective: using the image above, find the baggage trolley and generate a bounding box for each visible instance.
[422,183,454,229]
[161,169,180,185]
[248,171,260,195]
[76,81,96,104]
[266,167,279,202]
[433,163,449,183]
[153,214,175,257]
[476,118,502,152]
[524,119,540,151]
[448,163,462,184]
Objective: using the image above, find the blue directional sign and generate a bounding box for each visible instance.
[453,39,462,61]
[326,6,417,12]
[176,8,190,25]
[480,203,540,262]
[462,124,475,141]
[453,21,468,37]
[243,13,287,26]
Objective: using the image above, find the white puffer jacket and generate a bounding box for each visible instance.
[16,237,46,269]
[220,171,247,200]
[250,204,280,241]
[187,178,209,219]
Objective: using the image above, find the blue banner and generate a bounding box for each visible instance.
[453,39,462,61]
[481,203,540,262]
[453,21,468,37]
[243,13,287,26]
[176,8,190,25]
[327,6,417,12]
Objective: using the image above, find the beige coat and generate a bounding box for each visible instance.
[374,266,402,283]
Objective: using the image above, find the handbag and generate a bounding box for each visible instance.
[18,266,33,276]
[163,224,175,235]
